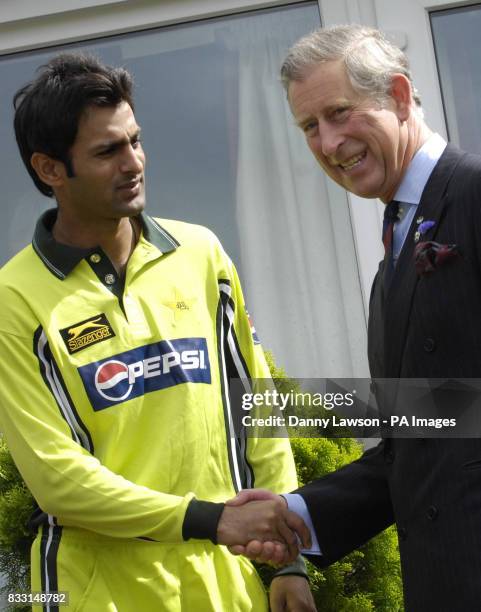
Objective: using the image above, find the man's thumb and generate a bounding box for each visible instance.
[225,488,277,506]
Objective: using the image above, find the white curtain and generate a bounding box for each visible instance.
[220,15,369,379]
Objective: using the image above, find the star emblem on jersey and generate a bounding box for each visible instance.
[164,294,197,320]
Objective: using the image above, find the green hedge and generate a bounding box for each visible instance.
[0,352,403,610]
[0,440,32,610]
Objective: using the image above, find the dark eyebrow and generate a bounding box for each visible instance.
[91,128,142,155]
[131,127,142,141]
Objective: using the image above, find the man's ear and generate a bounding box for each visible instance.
[390,73,413,122]
[30,153,68,189]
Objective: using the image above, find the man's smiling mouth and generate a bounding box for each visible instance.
[339,151,366,171]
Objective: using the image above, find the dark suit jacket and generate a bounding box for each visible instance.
[298,145,481,611]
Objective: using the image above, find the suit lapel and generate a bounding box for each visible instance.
[382,145,465,377]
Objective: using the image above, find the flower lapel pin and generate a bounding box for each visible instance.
[414,218,436,243]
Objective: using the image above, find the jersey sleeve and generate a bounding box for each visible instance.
[216,252,308,578]
[0,323,195,543]
[217,249,299,494]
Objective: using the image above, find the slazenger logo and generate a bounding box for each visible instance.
[60,313,115,354]
[79,338,211,411]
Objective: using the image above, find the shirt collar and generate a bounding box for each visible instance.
[32,208,179,279]
[393,133,447,205]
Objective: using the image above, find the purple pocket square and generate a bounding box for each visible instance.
[414,241,459,275]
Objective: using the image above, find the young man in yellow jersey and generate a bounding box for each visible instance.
[0,53,314,611]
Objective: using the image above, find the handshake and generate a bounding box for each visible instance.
[216,489,312,565]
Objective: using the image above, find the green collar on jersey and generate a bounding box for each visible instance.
[32,208,179,280]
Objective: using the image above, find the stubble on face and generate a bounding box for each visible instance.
[59,102,146,230]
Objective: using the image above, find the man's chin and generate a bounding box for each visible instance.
[325,172,376,199]
[131,196,146,212]
[119,193,146,215]
[343,181,382,200]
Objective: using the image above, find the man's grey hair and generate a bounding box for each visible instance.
[281,24,423,116]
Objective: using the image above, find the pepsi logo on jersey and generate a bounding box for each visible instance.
[78,337,211,410]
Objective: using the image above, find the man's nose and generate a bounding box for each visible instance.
[120,144,144,174]
[318,124,345,159]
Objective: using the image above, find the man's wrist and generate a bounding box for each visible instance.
[182,498,225,543]
[272,555,309,581]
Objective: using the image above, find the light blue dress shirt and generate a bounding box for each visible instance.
[285,133,447,556]
[392,133,447,262]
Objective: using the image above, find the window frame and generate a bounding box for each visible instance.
[0,0,410,318]
[0,1,322,55]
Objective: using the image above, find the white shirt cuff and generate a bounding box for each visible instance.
[283,493,321,555]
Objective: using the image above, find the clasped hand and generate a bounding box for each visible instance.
[216,488,311,565]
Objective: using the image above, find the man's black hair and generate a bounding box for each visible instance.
[13,52,135,197]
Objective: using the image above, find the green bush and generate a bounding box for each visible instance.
[0,438,33,610]
[287,437,403,611]
[0,353,403,611]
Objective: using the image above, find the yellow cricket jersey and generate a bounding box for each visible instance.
[0,209,301,610]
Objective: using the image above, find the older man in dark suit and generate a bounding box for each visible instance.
[227,25,481,611]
